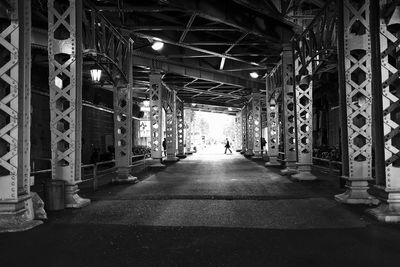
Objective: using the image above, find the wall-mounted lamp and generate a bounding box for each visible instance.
[191,103,196,107]
[228,107,233,111]
[250,72,259,79]
[90,68,102,82]
[270,98,276,109]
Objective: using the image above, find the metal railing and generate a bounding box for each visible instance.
[31,153,151,191]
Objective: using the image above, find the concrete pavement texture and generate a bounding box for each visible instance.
[1,151,400,267]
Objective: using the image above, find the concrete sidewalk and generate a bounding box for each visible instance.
[1,152,400,267]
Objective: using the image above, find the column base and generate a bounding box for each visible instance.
[176,153,187,159]
[265,156,281,167]
[291,171,318,181]
[334,179,379,205]
[164,156,179,162]
[366,187,400,223]
[280,167,298,175]
[0,194,43,233]
[292,164,318,181]
[65,185,91,208]
[244,150,254,156]
[149,159,166,169]
[112,167,139,184]
[252,151,263,159]
[112,175,139,184]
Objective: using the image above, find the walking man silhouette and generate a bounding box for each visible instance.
[224,138,232,154]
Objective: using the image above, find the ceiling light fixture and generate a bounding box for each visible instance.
[151,41,164,51]
[250,72,259,79]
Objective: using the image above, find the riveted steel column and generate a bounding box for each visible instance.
[367,0,400,221]
[292,40,317,181]
[235,111,242,152]
[245,101,254,156]
[165,90,179,162]
[176,99,186,158]
[241,107,247,153]
[149,72,164,160]
[0,0,43,232]
[265,76,281,166]
[184,108,194,153]
[280,44,297,175]
[48,0,89,208]
[112,40,137,184]
[334,0,377,204]
[252,89,262,158]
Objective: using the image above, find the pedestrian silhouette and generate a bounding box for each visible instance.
[224,138,232,154]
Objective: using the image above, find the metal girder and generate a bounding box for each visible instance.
[179,13,197,43]
[165,0,286,46]
[220,33,248,70]
[132,32,264,68]
[133,52,265,90]
[129,26,239,32]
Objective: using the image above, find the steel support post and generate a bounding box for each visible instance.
[280,45,298,175]
[292,41,317,181]
[241,107,247,154]
[149,72,166,167]
[184,108,193,154]
[235,111,242,152]
[245,101,254,156]
[48,0,89,208]
[252,89,262,158]
[334,0,377,204]
[176,100,186,158]
[165,90,179,162]
[367,0,400,221]
[0,0,43,232]
[112,40,137,184]
[265,76,281,167]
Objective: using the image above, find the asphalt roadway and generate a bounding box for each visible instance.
[1,151,400,267]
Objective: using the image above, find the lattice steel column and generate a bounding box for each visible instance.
[241,107,247,153]
[176,99,186,158]
[149,72,164,162]
[292,41,317,181]
[165,90,179,162]
[252,89,262,158]
[367,0,400,221]
[245,101,254,156]
[280,45,297,175]
[265,76,281,166]
[112,39,137,183]
[334,0,377,204]
[0,0,43,232]
[184,108,195,153]
[235,111,242,152]
[48,0,89,208]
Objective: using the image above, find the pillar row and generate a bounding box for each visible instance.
[251,89,262,158]
[48,0,89,208]
[235,111,242,152]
